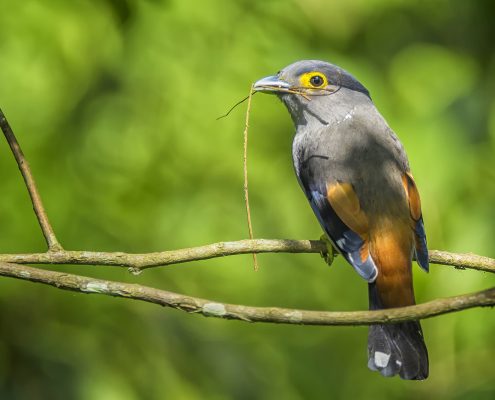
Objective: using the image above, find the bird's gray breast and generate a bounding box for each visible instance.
[292,108,409,215]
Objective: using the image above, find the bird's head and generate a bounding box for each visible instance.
[254,60,371,127]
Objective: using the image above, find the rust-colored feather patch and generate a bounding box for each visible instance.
[402,172,422,221]
[371,222,415,308]
[327,182,369,237]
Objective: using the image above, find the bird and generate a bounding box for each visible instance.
[253,60,429,380]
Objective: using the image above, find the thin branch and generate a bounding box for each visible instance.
[0,239,323,269]
[0,109,62,251]
[427,249,495,273]
[0,239,492,273]
[0,261,494,325]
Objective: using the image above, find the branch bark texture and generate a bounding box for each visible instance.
[1,261,494,326]
[0,239,493,273]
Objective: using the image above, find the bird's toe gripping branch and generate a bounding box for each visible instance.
[320,234,338,267]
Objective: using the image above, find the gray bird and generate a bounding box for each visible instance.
[254,60,429,380]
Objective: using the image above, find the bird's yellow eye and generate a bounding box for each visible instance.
[300,72,327,88]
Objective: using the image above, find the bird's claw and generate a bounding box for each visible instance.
[320,234,338,267]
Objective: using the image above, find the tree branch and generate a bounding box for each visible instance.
[0,239,493,273]
[0,108,62,251]
[0,261,494,325]
[1,108,494,327]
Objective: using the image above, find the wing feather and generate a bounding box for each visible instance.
[307,182,378,282]
[402,173,429,272]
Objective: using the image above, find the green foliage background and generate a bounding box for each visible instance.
[0,0,494,398]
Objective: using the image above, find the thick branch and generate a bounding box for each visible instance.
[0,239,493,273]
[0,109,62,251]
[0,261,494,325]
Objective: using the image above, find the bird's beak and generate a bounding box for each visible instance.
[253,75,291,94]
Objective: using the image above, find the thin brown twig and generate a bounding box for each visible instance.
[252,85,340,100]
[216,92,257,120]
[0,109,62,251]
[243,86,258,270]
[1,261,494,326]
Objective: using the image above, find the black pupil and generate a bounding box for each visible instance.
[310,75,324,86]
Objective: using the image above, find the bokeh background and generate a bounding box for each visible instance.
[1,0,494,399]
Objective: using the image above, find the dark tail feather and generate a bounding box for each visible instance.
[367,284,429,380]
[368,321,429,380]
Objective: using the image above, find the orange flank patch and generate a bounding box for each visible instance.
[401,172,425,262]
[327,182,369,237]
[327,181,416,308]
[371,221,415,308]
[327,181,372,267]
[402,172,422,221]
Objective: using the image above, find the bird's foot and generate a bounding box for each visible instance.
[320,234,338,267]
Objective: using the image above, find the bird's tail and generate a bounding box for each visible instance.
[367,283,429,380]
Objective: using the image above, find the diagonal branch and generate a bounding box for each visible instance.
[0,239,493,273]
[0,261,494,325]
[0,109,62,251]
